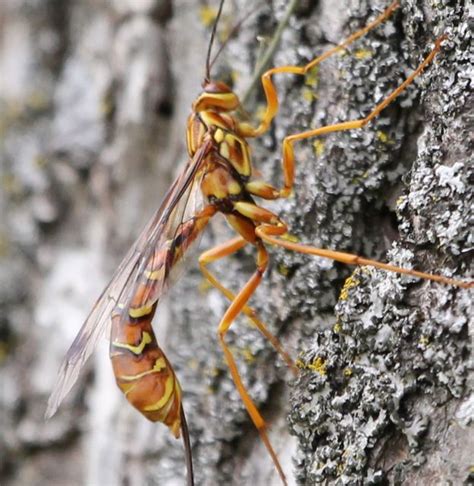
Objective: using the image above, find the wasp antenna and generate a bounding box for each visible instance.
[180,405,195,486]
[205,0,226,84]
[241,0,299,105]
[209,1,264,74]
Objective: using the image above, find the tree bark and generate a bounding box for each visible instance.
[1,1,471,485]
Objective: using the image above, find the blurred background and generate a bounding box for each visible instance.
[1,1,472,485]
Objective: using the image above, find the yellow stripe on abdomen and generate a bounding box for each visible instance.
[112,331,152,355]
[118,357,167,381]
[143,374,175,412]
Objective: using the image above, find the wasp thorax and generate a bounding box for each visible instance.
[193,80,240,113]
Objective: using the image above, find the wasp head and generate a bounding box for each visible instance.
[193,80,240,113]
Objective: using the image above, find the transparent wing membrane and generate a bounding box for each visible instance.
[46,140,213,418]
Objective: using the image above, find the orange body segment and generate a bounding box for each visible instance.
[110,309,182,436]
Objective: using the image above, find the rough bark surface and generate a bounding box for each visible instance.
[1,1,472,486]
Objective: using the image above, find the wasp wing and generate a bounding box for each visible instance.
[135,159,211,309]
[46,140,213,419]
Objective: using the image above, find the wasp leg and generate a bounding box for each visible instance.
[207,241,287,485]
[239,4,447,199]
[238,0,400,139]
[199,237,295,372]
[255,224,473,289]
[275,35,446,197]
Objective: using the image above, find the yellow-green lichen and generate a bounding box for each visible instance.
[343,367,353,377]
[339,274,360,301]
[298,356,327,376]
[354,48,373,60]
[199,6,218,27]
[313,139,325,157]
[419,335,430,346]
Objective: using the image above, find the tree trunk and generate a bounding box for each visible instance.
[1,1,471,485]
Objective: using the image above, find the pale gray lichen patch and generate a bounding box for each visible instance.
[289,259,471,483]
